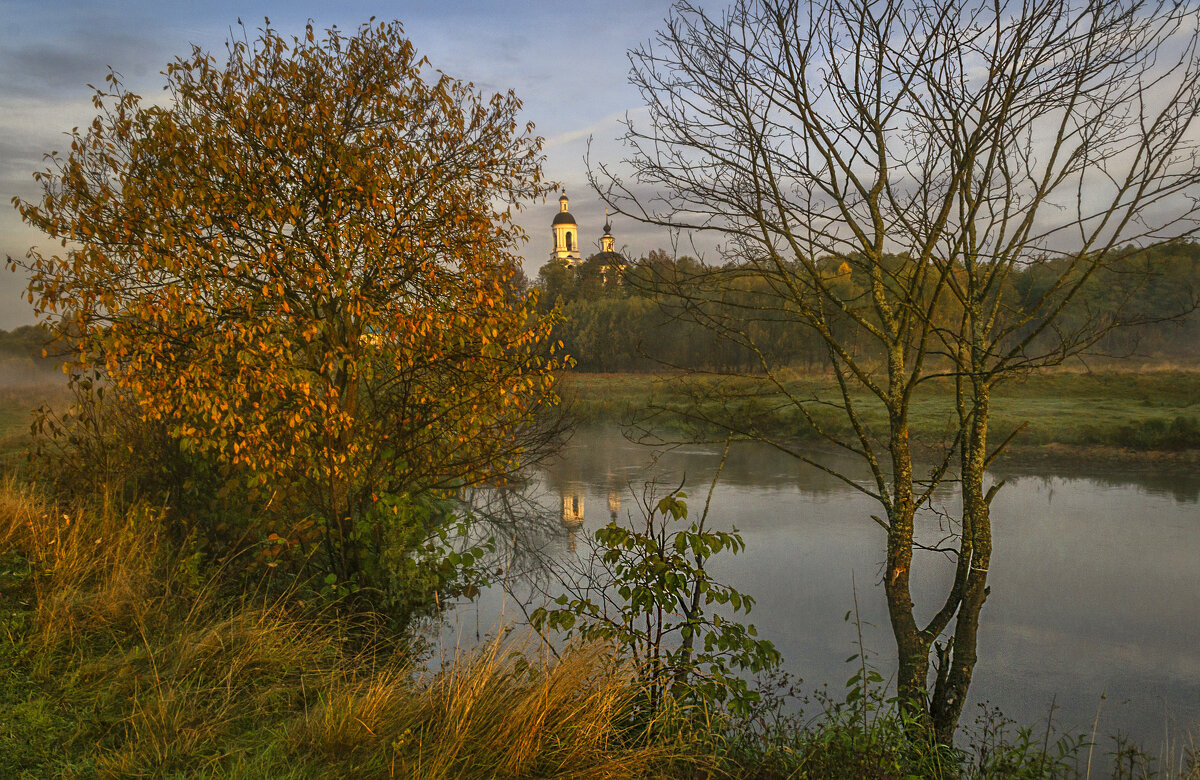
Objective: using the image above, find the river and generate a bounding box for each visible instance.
[444,425,1200,755]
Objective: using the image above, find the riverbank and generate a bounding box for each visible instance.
[2,381,1197,776]
[5,370,1198,465]
[561,370,1200,468]
[7,481,1195,778]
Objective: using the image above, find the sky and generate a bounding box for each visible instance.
[0,0,694,329]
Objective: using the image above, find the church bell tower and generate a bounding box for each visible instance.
[600,209,616,253]
[551,191,582,265]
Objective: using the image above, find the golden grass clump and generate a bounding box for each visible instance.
[89,602,346,777]
[4,486,185,650]
[297,634,691,779]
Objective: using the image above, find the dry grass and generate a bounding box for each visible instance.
[0,483,703,779]
[1,483,185,651]
[298,635,689,779]
[0,479,38,550]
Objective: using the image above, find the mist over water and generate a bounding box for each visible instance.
[0,357,63,389]
[450,426,1200,752]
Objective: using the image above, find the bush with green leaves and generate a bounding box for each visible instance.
[532,487,779,717]
[340,492,496,626]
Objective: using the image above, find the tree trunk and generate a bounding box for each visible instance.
[931,380,992,742]
[883,399,933,726]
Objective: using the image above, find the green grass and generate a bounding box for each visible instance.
[562,370,1200,455]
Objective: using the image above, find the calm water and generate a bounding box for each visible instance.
[447,426,1200,751]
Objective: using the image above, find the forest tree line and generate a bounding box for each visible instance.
[535,240,1200,373]
[0,325,57,367]
[7,238,1197,376]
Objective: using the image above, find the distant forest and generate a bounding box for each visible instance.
[4,239,1197,375]
[535,240,1200,373]
[0,325,55,367]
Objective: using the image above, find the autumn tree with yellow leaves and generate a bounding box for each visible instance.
[11,21,564,596]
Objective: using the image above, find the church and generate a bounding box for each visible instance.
[549,191,625,271]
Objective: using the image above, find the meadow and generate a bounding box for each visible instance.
[562,370,1200,462]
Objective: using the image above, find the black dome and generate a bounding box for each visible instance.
[552,211,577,226]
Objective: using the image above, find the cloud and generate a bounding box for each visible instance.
[1,40,149,97]
[544,107,644,150]
[0,10,171,99]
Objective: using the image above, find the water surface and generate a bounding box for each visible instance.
[450,426,1200,752]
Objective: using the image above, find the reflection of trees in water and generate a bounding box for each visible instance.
[456,473,647,632]
[458,483,560,586]
[548,426,1200,505]
[548,425,943,502]
[993,466,1200,505]
[457,475,624,594]
[543,430,641,496]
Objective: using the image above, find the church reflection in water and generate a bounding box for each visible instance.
[561,490,583,553]
[558,487,623,553]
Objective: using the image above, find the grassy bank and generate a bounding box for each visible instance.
[4,370,1199,466]
[0,483,689,778]
[562,371,1200,463]
[3,481,1197,778]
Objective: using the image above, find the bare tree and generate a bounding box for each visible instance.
[594,0,1200,742]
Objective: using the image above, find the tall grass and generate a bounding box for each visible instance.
[3,481,1196,777]
[0,483,693,778]
[297,637,686,778]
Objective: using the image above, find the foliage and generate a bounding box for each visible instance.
[339,493,496,627]
[9,20,564,599]
[726,668,1097,779]
[960,705,1090,780]
[537,241,1200,374]
[532,487,780,718]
